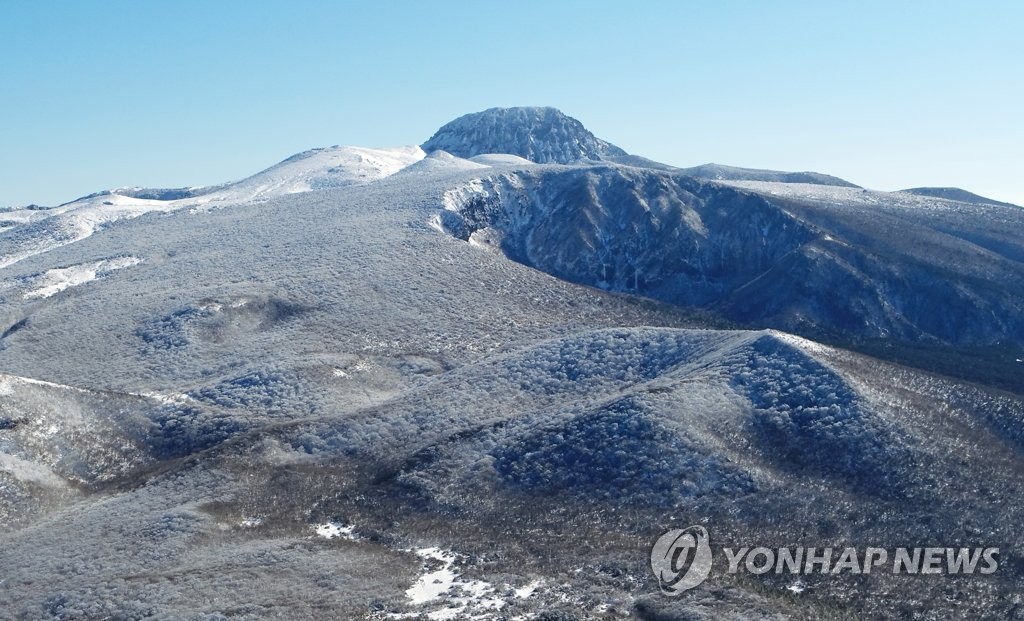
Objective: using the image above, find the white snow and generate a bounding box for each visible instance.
[191,144,426,207]
[314,521,358,540]
[441,178,489,213]
[406,548,460,604]
[514,579,542,599]
[397,547,506,619]
[467,228,504,253]
[0,145,425,271]
[0,373,91,395]
[0,195,172,270]
[717,179,1014,217]
[393,150,489,177]
[768,330,835,357]
[132,391,196,405]
[24,256,142,299]
[0,453,67,487]
[468,153,535,166]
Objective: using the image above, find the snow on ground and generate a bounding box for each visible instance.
[24,256,142,299]
[313,521,358,540]
[130,391,196,406]
[393,150,489,177]
[441,177,489,213]
[513,580,542,599]
[406,548,460,605]
[0,145,426,271]
[0,453,68,487]
[768,329,835,357]
[392,547,507,620]
[190,144,426,207]
[0,373,91,395]
[717,179,1010,216]
[0,195,172,270]
[468,153,535,166]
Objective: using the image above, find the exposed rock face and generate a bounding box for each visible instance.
[421,106,627,164]
[437,166,1024,346]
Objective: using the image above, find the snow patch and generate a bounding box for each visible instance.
[441,178,489,213]
[394,150,489,177]
[0,453,68,487]
[394,547,506,619]
[768,330,834,357]
[132,391,196,406]
[314,521,358,540]
[514,579,542,599]
[468,153,535,167]
[0,373,91,395]
[24,256,142,299]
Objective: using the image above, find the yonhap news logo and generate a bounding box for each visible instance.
[650,526,714,595]
[650,526,1000,596]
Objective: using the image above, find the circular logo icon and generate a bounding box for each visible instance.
[650,526,713,595]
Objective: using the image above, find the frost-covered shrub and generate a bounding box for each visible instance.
[734,337,915,493]
[189,370,302,413]
[494,328,724,393]
[949,388,1024,450]
[135,307,210,351]
[492,397,754,505]
[145,405,248,458]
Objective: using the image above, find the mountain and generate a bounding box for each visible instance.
[901,186,1020,207]
[421,106,628,163]
[423,107,860,189]
[678,162,859,187]
[0,145,426,270]
[436,166,1024,372]
[202,144,426,202]
[0,108,1022,619]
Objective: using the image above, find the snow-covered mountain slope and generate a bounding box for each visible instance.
[422,106,628,163]
[0,193,179,270]
[678,162,859,187]
[1,107,1023,619]
[0,369,241,531]
[901,185,1019,207]
[391,149,489,178]
[0,145,425,270]
[190,144,426,206]
[468,153,535,166]
[421,106,860,186]
[302,327,917,505]
[436,166,1024,350]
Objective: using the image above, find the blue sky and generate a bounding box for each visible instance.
[1,1,1021,206]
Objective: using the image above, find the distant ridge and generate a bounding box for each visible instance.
[678,163,859,188]
[901,186,1019,207]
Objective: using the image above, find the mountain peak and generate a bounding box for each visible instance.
[422,106,627,164]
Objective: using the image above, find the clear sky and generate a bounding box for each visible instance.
[1,0,1021,207]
